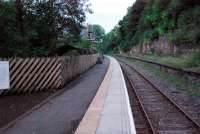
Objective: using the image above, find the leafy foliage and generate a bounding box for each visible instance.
[0,0,90,57]
[99,27,120,54]
[90,24,105,41]
[75,38,92,49]
[170,6,200,45]
[103,0,200,53]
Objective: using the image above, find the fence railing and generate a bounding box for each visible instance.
[0,54,99,95]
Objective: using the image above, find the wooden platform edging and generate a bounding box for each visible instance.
[0,54,99,95]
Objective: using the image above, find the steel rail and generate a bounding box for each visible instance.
[122,66,157,134]
[117,57,200,130]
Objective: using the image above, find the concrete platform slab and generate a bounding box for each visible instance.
[75,57,136,134]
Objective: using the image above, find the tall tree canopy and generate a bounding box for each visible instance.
[0,0,91,57]
[91,24,105,41]
[102,0,200,53]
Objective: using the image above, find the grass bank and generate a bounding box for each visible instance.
[137,53,200,72]
[127,58,200,97]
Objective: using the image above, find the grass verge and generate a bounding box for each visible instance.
[127,58,200,97]
[139,53,200,72]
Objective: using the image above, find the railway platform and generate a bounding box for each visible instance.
[0,58,110,134]
[0,57,136,134]
[75,57,136,134]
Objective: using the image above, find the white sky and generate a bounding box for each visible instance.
[86,0,136,33]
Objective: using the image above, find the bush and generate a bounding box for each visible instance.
[75,39,92,49]
[0,0,89,57]
[170,6,200,45]
[103,0,200,53]
[186,53,200,68]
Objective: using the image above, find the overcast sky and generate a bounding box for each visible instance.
[86,0,136,33]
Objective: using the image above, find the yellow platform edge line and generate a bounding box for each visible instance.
[75,58,113,134]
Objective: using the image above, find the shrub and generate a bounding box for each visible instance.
[0,0,89,57]
[170,6,200,45]
[186,53,200,67]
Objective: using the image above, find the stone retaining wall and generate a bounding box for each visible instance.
[129,36,200,55]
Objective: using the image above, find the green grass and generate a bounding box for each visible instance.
[137,53,200,72]
[143,55,188,68]
[128,58,200,97]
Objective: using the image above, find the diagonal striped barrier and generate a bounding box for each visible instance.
[0,54,99,95]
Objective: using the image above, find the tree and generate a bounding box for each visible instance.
[106,0,200,54]
[100,27,120,54]
[91,24,105,41]
[0,0,91,57]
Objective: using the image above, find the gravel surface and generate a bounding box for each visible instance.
[0,58,109,133]
[120,57,200,124]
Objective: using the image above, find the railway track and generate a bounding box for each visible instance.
[123,70,156,134]
[118,58,200,134]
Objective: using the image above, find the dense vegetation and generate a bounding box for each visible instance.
[103,0,200,53]
[90,24,105,42]
[0,0,91,57]
[98,27,119,54]
[79,24,106,53]
[75,24,105,50]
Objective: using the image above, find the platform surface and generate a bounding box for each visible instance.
[0,58,110,134]
[75,57,136,134]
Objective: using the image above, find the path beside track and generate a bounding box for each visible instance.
[0,58,109,134]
